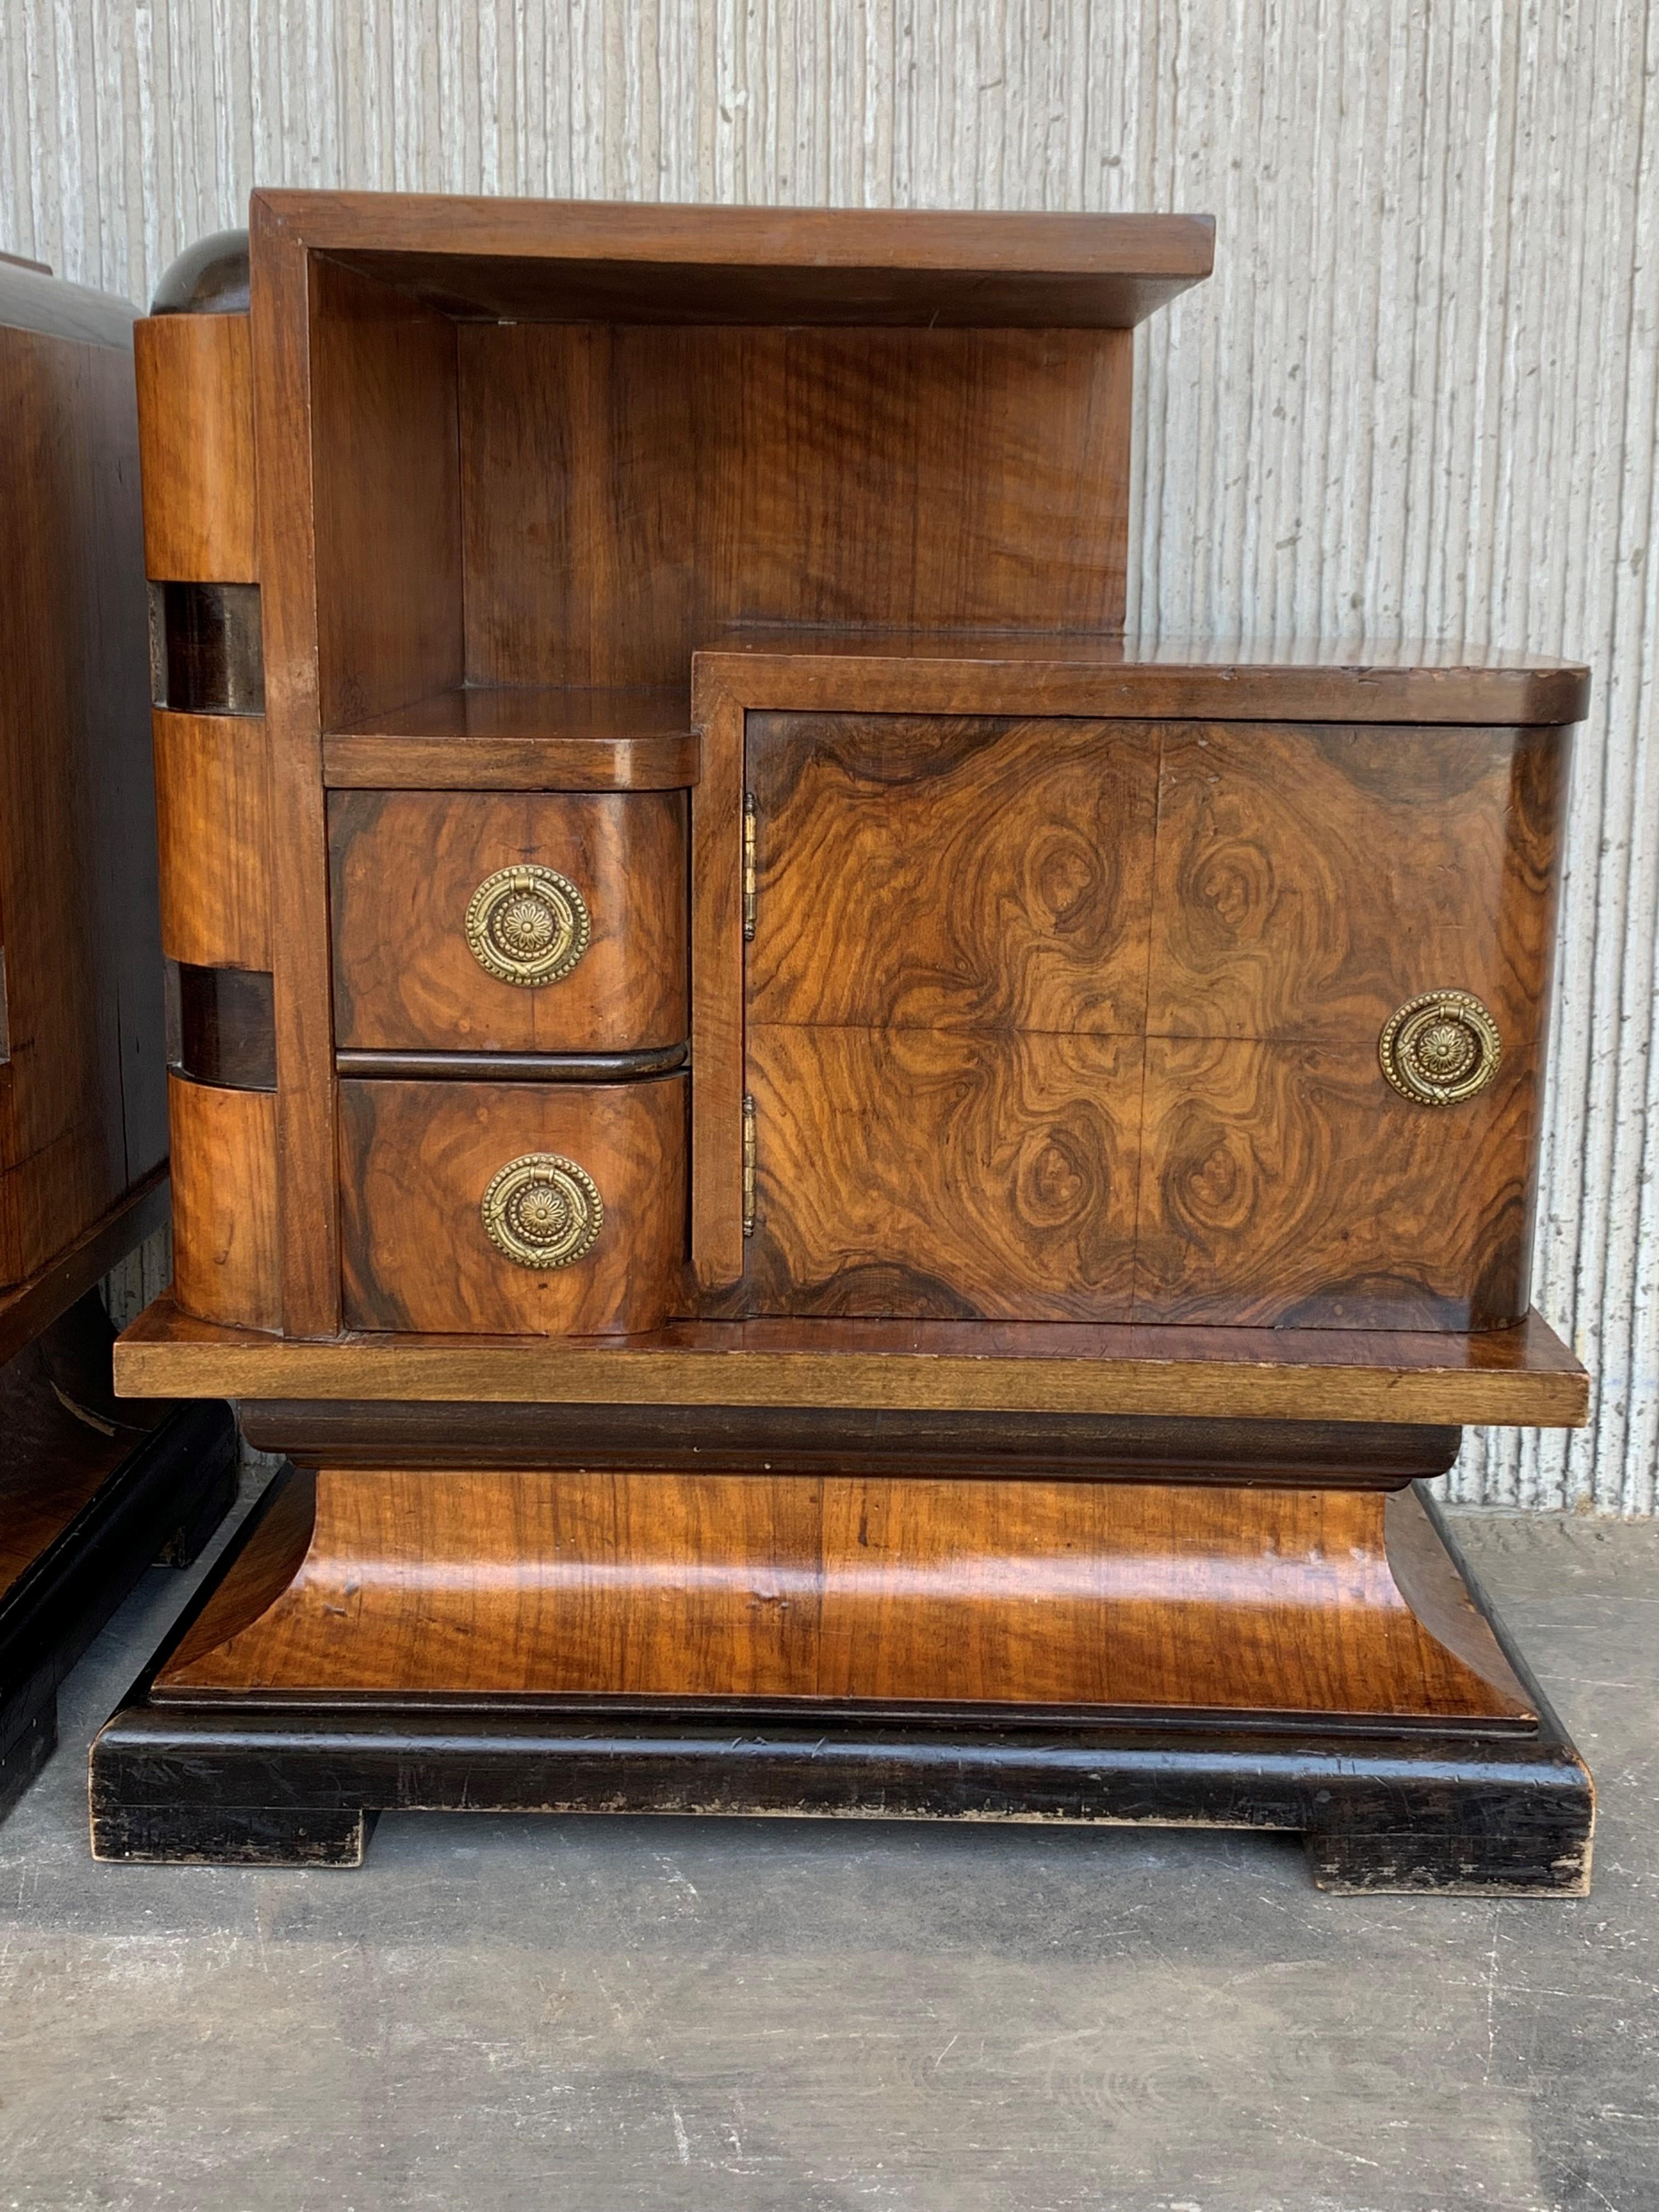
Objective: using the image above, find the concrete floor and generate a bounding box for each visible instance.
[2,1496,1656,2212]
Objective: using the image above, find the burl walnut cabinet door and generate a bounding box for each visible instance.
[742,713,1155,1319]
[1136,721,1570,1328]
[739,712,1567,1331]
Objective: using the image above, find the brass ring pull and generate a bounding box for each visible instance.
[481,1153,603,1268]
[465,864,590,987]
[1379,990,1502,1107]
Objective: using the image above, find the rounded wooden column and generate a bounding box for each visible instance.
[140,235,279,1334]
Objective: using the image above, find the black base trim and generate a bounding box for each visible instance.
[1,1399,239,1822]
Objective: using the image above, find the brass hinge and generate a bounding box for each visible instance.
[742,1093,757,1237]
[742,791,758,941]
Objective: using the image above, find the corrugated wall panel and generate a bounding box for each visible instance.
[3,1,1654,1510]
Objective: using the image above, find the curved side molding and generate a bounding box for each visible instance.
[167,1071,280,1333]
[136,311,255,582]
[153,711,270,968]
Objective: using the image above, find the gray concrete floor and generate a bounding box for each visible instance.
[2,1495,1656,2212]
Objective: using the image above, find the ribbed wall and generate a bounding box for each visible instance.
[4,2,1654,1510]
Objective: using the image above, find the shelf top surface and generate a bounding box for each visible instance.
[252,191,1215,328]
[117,1297,1589,1429]
[329,684,694,744]
[692,629,1593,724]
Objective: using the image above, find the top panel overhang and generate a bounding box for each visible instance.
[252,190,1215,328]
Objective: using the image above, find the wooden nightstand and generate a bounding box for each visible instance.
[92,198,1593,1892]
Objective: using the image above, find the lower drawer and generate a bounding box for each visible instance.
[338,1076,686,1335]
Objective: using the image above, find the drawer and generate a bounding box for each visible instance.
[330,791,687,1052]
[338,1075,686,1334]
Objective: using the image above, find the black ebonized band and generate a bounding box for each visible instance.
[149,581,264,716]
[166,962,276,1091]
[335,1045,689,1084]
[240,1400,1462,1488]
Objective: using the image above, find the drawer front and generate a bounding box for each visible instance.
[330,791,687,1052]
[339,1076,686,1334]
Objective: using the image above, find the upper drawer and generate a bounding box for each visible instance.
[330,790,687,1052]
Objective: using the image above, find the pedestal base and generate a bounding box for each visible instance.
[88,1451,1594,1892]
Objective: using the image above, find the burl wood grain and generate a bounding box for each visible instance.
[745,1025,1142,1319]
[1135,722,1571,1328]
[0,279,167,1284]
[742,712,1154,1317]
[153,710,270,969]
[1134,1036,1535,1327]
[155,1469,1533,1726]
[167,1074,279,1331]
[460,323,1132,686]
[1146,722,1568,1048]
[746,713,1156,1034]
[134,313,256,583]
[329,790,687,1053]
[337,1075,686,1335]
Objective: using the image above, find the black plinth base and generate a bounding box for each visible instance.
[1,1396,239,1821]
[91,1589,1593,1895]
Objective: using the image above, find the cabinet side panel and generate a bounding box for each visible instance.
[311,256,462,729]
[0,316,164,1282]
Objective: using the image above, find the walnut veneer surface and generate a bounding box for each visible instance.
[155,1470,1532,1726]
[116,1294,1587,1426]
